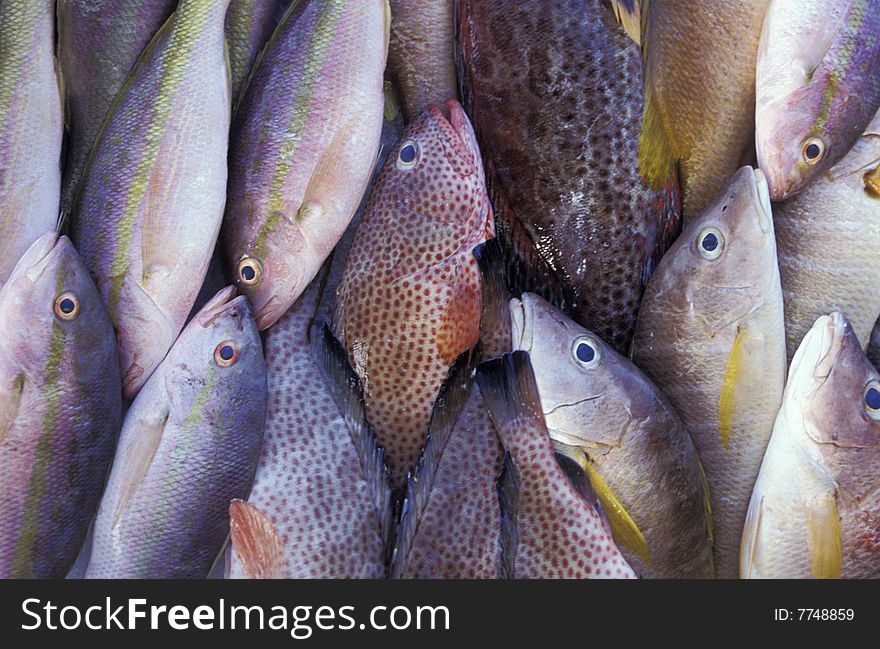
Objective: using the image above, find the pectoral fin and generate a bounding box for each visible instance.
[805,492,842,580]
[719,326,747,450]
[228,500,284,579]
[740,494,763,579]
[0,373,25,445]
[112,410,169,527]
[609,0,641,45]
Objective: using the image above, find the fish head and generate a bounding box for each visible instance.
[650,167,776,335]
[510,292,657,449]
[162,286,266,421]
[0,233,116,378]
[789,312,880,494]
[379,99,494,254]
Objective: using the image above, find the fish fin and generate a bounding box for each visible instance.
[697,456,714,545]
[864,165,880,198]
[390,350,478,578]
[581,457,651,565]
[740,494,763,579]
[383,79,401,122]
[477,351,547,447]
[474,239,512,360]
[554,449,598,509]
[111,409,169,528]
[228,500,285,579]
[0,372,25,445]
[497,450,520,579]
[609,0,641,45]
[719,326,747,450]
[805,491,842,579]
[453,0,475,117]
[310,319,393,556]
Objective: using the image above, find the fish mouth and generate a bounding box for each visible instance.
[6,232,62,285]
[254,295,283,331]
[751,168,773,235]
[789,312,847,392]
[195,286,240,327]
[508,295,534,353]
[438,99,482,162]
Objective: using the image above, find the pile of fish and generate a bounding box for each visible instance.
[1,0,878,580]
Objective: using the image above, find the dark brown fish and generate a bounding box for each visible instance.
[456,0,680,353]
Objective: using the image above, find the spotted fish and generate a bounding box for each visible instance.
[57,0,177,216]
[477,351,637,579]
[456,0,680,353]
[70,0,232,400]
[511,292,713,578]
[0,233,121,578]
[223,0,390,331]
[777,110,880,359]
[631,167,786,578]
[86,287,266,578]
[0,0,63,287]
[742,313,880,579]
[332,100,493,490]
[756,0,880,200]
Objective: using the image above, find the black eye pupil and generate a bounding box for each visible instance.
[241,266,256,281]
[576,342,595,363]
[866,387,880,410]
[805,143,821,160]
[60,298,75,314]
[702,233,719,252]
[400,144,417,164]
[220,346,234,361]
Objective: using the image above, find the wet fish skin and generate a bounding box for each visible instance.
[777,112,880,359]
[226,0,293,105]
[742,313,880,579]
[511,292,713,578]
[333,100,494,490]
[57,0,177,216]
[630,167,786,578]
[756,0,880,201]
[457,0,680,353]
[387,0,458,120]
[70,0,232,400]
[223,0,390,332]
[0,233,121,578]
[0,0,63,286]
[86,287,266,579]
[477,351,637,579]
[641,0,770,218]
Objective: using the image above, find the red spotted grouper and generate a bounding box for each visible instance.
[0,233,121,578]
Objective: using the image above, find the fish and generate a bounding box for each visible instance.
[86,286,266,578]
[225,0,292,105]
[776,111,880,359]
[476,351,637,579]
[332,100,494,489]
[456,0,680,353]
[227,290,390,579]
[222,0,390,332]
[742,312,880,579]
[630,166,786,578]
[0,232,121,578]
[390,242,509,579]
[510,292,713,578]
[70,0,232,400]
[640,0,770,218]
[756,0,880,201]
[869,317,880,371]
[0,0,63,287]
[57,0,177,216]
[387,0,458,120]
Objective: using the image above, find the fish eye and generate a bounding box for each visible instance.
[236,257,263,287]
[864,383,880,419]
[53,292,80,321]
[396,139,420,170]
[696,227,724,261]
[571,335,602,370]
[215,341,239,368]
[802,137,826,166]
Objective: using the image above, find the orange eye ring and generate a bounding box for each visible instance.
[214,341,239,368]
[54,292,81,321]
[237,257,263,287]
[802,137,826,166]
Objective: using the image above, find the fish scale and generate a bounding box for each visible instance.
[456,0,679,354]
[0,233,121,578]
[333,101,493,490]
[58,0,177,216]
[0,0,62,287]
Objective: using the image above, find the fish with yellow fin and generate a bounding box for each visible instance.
[631,167,786,578]
[742,312,880,579]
